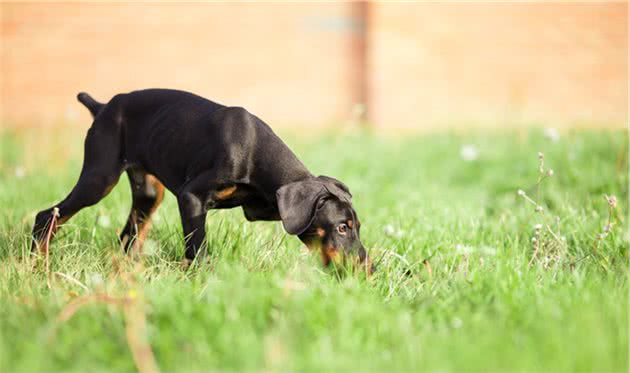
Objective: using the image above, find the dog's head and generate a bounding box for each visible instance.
[276,175,373,273]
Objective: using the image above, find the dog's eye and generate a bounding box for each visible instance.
[336,223,348,235]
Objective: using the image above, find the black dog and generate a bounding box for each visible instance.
[31,89,372,271]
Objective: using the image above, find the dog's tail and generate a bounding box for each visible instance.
[77,92,104,118]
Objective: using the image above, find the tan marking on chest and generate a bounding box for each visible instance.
[215,185,237,200]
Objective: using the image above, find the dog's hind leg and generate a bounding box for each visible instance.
[31,111,125,254]
[119,167,165,255]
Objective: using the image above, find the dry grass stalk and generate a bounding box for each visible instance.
[519,151,618,270]
[55,259,160,373]
[423,259,433,279]
[41,207,60,289]
[122,290,160,373]
[57,293,130,322]
[53,271,89,291]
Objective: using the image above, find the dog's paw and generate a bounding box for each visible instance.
[179,258,193,271]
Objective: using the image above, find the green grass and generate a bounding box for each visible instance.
[0,127,627,372]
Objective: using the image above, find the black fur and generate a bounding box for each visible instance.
[31,89,368,269]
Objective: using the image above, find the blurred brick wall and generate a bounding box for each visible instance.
[368,2,628,129]
[1,2,364,127]
[1,2,627,129]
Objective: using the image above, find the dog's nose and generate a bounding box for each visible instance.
[358,246,367,262]
[357,246,375,274]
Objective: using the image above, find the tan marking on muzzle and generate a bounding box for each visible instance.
[316,227,326,237]
[321,246,342,266]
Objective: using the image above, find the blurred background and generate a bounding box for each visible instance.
[1,1,627,130]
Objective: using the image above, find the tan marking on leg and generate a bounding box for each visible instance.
[215,185,237,200]
[180,258,193,271]
[120,234,131,251]
[128,177,165,256]
[103,182,117,197]
[147,177,165,212]
[130,221,153,257]
[56,215,70,226]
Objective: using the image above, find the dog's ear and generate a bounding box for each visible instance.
[276,176,353,235]
[276,180,327,235]
[316,175,352,202]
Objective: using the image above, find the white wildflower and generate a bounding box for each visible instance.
[480,246,497,256]
[460,145,479,162]
[87,273,104,288]
[544,127,560,143]
[14,166,25,179]
[456,244,473,255]
[384,224,404,238]
[97,214,111,228]
[384,224,395,235]
[143,239,159,256]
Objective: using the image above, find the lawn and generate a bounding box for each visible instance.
[0,127,627,372]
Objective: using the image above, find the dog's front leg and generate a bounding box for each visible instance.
[177,191,208,263]
[176,167,240,266]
